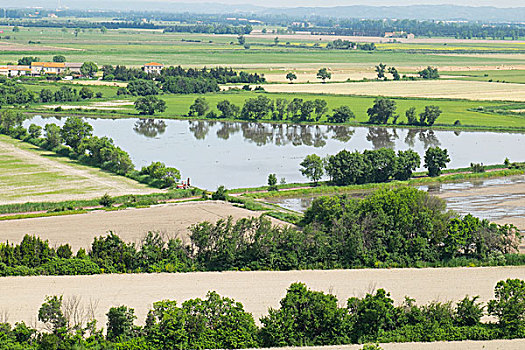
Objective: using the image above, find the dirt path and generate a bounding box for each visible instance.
[1,266,523,329]
[0,201,285,250]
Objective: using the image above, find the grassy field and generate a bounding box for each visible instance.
[441,69,525,84]
[30,89,525,129]
[0,135,159,204]
[2,26,525,67]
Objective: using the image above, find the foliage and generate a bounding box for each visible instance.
[316,68,332,82]
[134,96,167,115]
[80,61,98,77]
[300,154,324,184]
[211,185,227,200]
[52,55,66,63]
[328,106,355,123]
[424,146,450,177]
[267,173,278,191]
[99,193,115,208]
[419,66,440,79]
[488,279,525,336]
[107,306,137,341]
[188,97,210,116]
[139,161,180,188]
[367,98,397,124]
[286,72,297,83]
[60,116,93,151]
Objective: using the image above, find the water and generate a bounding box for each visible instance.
[269,176,525,226]
[25,116,525,190]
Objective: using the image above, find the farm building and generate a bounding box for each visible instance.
[0,65,32,77]
[143,62,164,74]
[31,62,66,75]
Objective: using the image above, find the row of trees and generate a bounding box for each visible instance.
[0,188,520,276]
[0,113,180,188]
[2,278,524,349]
[186,96,443,127]
[102,65,265,84]
[189,96,357,123]
[326,39,377,50]
[300,146,449,185]
[163,23,253,35]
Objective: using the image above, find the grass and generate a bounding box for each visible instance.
[441,69,525,84]
[28,89,525,131]
[244,168,525,199]
[0,135,157,204]
[2,26,525,67]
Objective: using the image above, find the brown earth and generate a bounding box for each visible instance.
[0,201,284,250]
[1,266,524,330]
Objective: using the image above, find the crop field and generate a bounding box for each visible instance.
[1,267,524,329]
[2,26,525,68]
[0,135,158,204]
[0,201,284,250]
[441,69,525,84]
[260,80,525,102]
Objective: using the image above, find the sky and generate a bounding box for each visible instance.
[143,0,525,7]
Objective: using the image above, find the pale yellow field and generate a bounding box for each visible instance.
[0,201,284,250]
[1,267,524,330]
[257,80,525,101]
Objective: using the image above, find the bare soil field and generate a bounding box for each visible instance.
[258,80,525,101]
[1,267,524,330]
[61,80,128,88]
[0,136,158,205]
[0,41,81,51]
[256,339,525,350]
[0,201,284,250]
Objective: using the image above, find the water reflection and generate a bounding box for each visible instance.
[133,119,167,138]
[181,120,359,148]
[405,129,440,148]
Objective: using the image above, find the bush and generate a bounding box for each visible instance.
[211,185,227,200]
[99,193,115,207]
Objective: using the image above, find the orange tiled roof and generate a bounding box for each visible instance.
[144,62,164,67]
[31,62,66,68]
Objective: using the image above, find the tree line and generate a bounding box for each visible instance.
[0,113,180,189]
[300,146,450,185]
[103,65,265,84]
[303,19,524,40]
[187,95,444,127]
[1,187,521,277]
[163,23,253,35]
[0,278,524,349]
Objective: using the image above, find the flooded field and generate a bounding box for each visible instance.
[26,116,525,189]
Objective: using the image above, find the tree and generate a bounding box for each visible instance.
[300,154,324,184]
[268,173,278,191]
[127,80,159,96]
[424,146,450,177]
[237,34,246,45]
[44,123,62,149]
[52,55,66,63]
[106,306,136,341]
[274,36,279,45]
[100,26,108,34]
[216,100,240,119]
[419,66,439,79]
[455,295,484,327]
[419,105,442,126]
[80,62,98,78]
[212,185,227,200]
[286,72,297,84]
[74,28,82,37]
[39,88,54,103]
[60,116,93,151]
[388,66,400,80]
[394,150,420,181]
[139,161,180,188]
[313,99,328,121]
[405,107,417,125]
[241,95,273,120]
[488,279,525,335]
[134,96,167,115]
[38,296,67,334]
[188,97,209,117]
[328,106,355,123]
[0,110,25,133]
[12,26,20,32]
[375,63,387,80]
[260,283,349,347]
[367,98,397,124]
[79,86,94,99]
[28,124,42,139]
[18,56,40,65]
[316,68,332,83]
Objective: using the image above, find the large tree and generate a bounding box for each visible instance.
[424,146,450,177]
[316,68,332,83]
[367,98,397,124]
[80,62,98,78]
[300,154,324,184]
[135,96,167,115]
[60,116,93,150]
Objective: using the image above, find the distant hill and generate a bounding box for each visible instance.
[2,1,525,22]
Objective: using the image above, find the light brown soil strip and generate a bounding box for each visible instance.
[0,201,284,250]
[1,266,524,329]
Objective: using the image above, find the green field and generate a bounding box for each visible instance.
[0,135,157,204]
[2,26,525,67]
[29,89,525,130]
[441,69,525,84]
